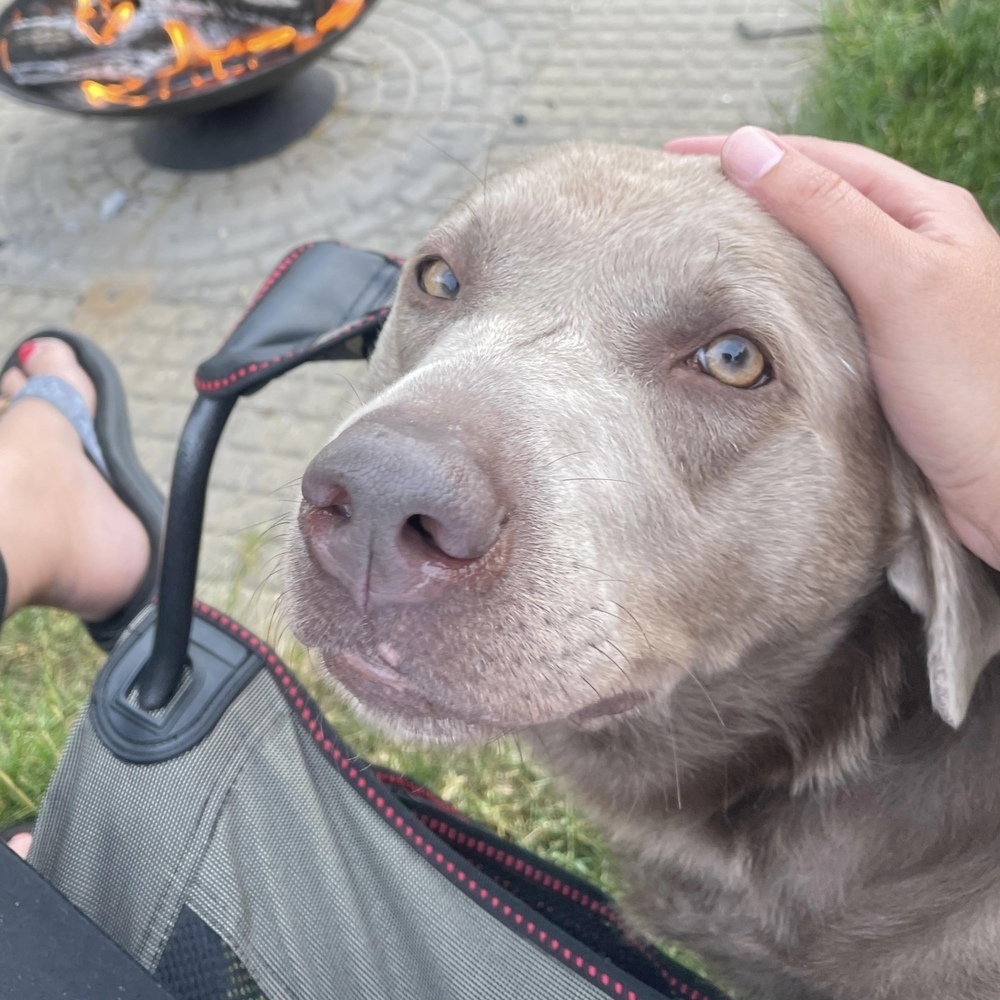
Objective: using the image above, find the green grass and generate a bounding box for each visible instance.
[0,609,101,829]
[795,0,1000,227]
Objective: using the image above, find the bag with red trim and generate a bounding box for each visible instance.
[25,243,729,1000]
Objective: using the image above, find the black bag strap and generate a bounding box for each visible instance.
[123,242,400,713]
[194,241,401,398]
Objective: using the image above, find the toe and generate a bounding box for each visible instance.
[15,338,96,415]
[6,832,32,859]
[0,365,27,401]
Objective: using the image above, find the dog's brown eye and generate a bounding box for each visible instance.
[695,333,769,388]
[417,257,460,300]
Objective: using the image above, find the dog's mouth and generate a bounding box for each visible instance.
[322,646,653,732]
[326,649,441,715]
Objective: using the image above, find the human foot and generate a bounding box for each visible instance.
[0,338,150,622]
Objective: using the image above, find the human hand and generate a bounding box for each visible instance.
[666,127,1000,570]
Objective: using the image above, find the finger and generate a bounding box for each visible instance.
[782,135,939,194]
[770,136,990,239]
[667,133,937,195]
[946,509,1000,572]
[670,132,987,240]
[669,133,939,228]
[663,136,727,154]
[719,127,918,315]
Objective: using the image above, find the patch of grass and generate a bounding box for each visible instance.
[796,0,1000,226]
[0,608,101,830]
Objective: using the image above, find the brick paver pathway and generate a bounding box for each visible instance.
[0,0,820,626]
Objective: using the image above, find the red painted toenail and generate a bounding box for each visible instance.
[17,341,37,366]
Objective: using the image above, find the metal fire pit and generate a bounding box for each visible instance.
[0,0,374,166]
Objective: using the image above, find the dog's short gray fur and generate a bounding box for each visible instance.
[286,143,1000,1000]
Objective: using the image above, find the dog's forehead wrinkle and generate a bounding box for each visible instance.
[441,144,766,264]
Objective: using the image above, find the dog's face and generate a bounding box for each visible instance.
[285,143,998,744]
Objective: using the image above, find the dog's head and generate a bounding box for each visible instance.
[285,143,1000,747]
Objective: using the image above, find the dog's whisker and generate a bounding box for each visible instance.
[679,664,726,733]
[239,516,292,538]
[557,477,640,487]
[264,476,303,498]
[540,450,588,470]
[602,637,633,672]
[668,709,682,810]
[611,601,656,653]
[247,563,286,619]
[419,134,486,191]
[266,598,286,645]
[512,733,526,769]
[330,371,366,410]
[588,605,621,617]
[480,135,495,201]
[588,641,631,683]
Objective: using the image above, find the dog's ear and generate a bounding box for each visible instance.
[888,477,1000,728]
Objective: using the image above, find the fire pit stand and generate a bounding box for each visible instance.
[0,0,373,170]
[133,62,335,169]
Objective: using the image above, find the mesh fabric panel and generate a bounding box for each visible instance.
[32,606,721,1000]
[29,663,698,1000]
[157,906,266,1000]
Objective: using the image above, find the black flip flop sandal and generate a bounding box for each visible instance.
[1,331,164,651]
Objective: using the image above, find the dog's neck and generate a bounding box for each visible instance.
[531,581,926,843]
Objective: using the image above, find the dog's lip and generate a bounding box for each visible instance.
[324,649,469,722]
[335,649,411,694]
[324,649,651,728]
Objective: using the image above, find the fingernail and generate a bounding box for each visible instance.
[722,127,786,186]
[16,341,37,366]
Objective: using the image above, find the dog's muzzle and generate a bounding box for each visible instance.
[299,418,509,611]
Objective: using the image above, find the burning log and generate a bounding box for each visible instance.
[0,0,363,107]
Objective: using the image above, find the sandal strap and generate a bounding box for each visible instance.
[10,375,109,478]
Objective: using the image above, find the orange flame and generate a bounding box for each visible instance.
[79,0,364,108]
[74,0,135,46]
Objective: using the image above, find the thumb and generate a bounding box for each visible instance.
[720,127,915,313]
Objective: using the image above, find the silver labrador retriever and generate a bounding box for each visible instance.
[285,143,1000,1000]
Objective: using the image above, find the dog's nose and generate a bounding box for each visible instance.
[299,421,507,610]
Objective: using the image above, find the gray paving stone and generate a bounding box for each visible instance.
[0,0,820,625]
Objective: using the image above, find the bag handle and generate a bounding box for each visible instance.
[133,242,400,710]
